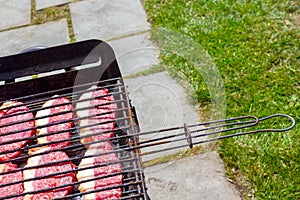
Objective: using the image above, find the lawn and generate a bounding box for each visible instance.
[143,0,299,199]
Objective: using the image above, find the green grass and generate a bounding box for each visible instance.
[143,0,299,199]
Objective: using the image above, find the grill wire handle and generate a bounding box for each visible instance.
[136,114,296,155]
[191,113,296,146]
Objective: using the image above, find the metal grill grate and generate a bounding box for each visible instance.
[0,77,148,200]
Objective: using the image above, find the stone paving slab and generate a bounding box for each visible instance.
[70,0,151,41]
[108,32,160,76]
[144,152,241,200]
[36,0,71,10]
[0,0,31,31]
[124,71,206,161]
[0,19,69,57]
[125,71,199,132]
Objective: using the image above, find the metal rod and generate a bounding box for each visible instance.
[0,90,126,128]
[135,114,295,155]
[1,114,294,162]
[108,114,295,156]
[0,113,294,165]
[0,77,122,105]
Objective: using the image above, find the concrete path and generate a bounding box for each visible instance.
[0,0,241,199]
[0,0,31,30]
[0,19,69,57]
[107,32,160,76]
[70,0,150,41]
[35,0,71,10]
[145,152,241,200]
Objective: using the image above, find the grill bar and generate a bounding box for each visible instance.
[0,107,130,146]
[0,165,141,198]
[1,177,143,200]
[0,83,126,124]
[0,149,137,178]
[53,181,145,200]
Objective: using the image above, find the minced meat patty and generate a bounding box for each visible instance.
[0,101,35,161]
[35,97,73,149]
[0,162,24,200]
[23,147,76,199]
[77,142,123,199]
[76,86,117,145]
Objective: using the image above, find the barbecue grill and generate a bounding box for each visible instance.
[0,40,295,199]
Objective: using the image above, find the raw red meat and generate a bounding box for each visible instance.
[35,97,73,149]
[0,101,35,161]
[77,142,123,199]
[76,86,117,144]
[0,162,24,200]
[23,147,76,199]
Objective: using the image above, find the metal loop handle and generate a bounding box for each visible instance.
[255,113,296,132]
[192,114,296,146]
[136,114,296,151]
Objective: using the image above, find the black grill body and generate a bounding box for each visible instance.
[0,40,148,200]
